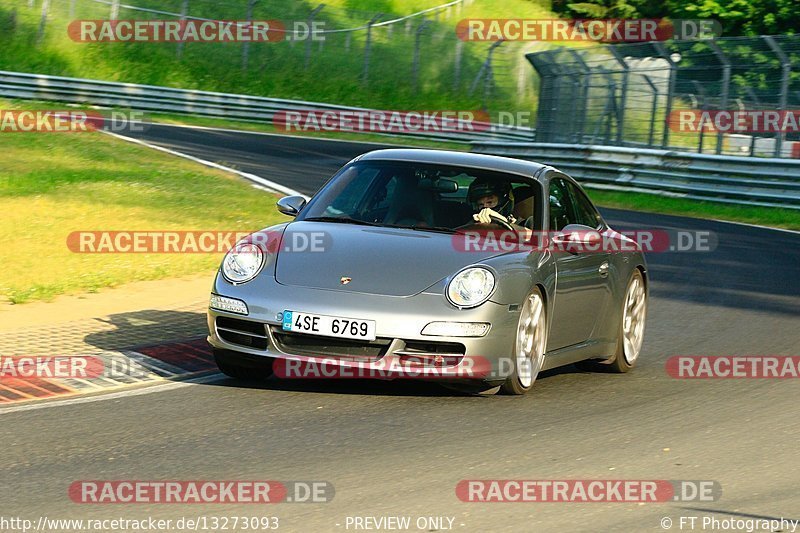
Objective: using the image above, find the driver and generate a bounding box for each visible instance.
[467,178,518,226]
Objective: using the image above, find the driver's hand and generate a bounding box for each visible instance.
[473,208,507,225]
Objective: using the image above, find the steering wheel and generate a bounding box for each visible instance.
[488,213,515,231]
[456,213,516,232]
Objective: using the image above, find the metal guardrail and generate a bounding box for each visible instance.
[472,142,800,210]
[4,69,796,209]
[0,70,533,143]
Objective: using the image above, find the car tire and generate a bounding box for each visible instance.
[577,269,647,373]
[500,287,547,395]
[213,348,274,381]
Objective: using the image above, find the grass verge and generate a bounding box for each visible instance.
[0,124,285,304]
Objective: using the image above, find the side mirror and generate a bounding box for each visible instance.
[551,224,602,254]
[276,195,307,217]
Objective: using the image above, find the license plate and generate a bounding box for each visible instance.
[282,310,376,341]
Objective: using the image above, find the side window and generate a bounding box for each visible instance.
[565,181,603,229]
[548,178,573,231]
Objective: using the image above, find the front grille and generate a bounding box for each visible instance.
[216,316,268,350]
[401,341,466,355]
[394,341,466,367]
[270,327,391,362]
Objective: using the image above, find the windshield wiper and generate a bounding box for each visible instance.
[303,216,381,227]
[384,224,457,234]
[306,217,456,233]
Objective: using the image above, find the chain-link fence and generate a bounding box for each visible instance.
[529,35,800,158]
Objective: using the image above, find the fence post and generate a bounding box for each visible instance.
[453,39,463,91]
[568,49,591,144]
[707,41,730,155]
[654,43,677,149]
[362,14,382,86]
[691,80,708,153]
[469,40,503,111]
[37,0,49,41]
[305,4,325,70]
[176,0,189,59]
[642,75,659,148]
[411,19,431,92]
[69,0,75,19]
[482,41,503,112]
[744,87,762,156]
[526,50,564,143]
[608,47,629,146]
[591,68,616,143]
[110,0,120,20]
[764,36,790,158]
[242,0,257,71]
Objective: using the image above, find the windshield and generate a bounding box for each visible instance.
[298,160,542,231]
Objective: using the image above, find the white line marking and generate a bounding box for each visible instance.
[100,130,308,199]
[0,374,225,414]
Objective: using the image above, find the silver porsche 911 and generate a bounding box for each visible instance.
[207,149,648,395]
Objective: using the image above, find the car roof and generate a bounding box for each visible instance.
[356,149,549,179]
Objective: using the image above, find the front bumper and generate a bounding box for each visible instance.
[207,272,519,382]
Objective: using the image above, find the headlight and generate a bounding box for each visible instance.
[221,242,264,284]
[446,267,495,308]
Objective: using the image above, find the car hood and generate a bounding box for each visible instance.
[274,221,504,297]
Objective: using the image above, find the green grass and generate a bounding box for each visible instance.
[588,188,800,230]
[0,103,286,304]
[0,0,549,114]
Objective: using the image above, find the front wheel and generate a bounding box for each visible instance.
[500,288,547,395]
[608,269,647,373]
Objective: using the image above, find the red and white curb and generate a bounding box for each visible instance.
[0,338,216,404]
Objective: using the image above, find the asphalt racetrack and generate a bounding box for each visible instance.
[2,124,798,532]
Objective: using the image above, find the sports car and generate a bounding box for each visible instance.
[207,149,648,395]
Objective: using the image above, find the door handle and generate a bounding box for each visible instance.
[598,261,609,278]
